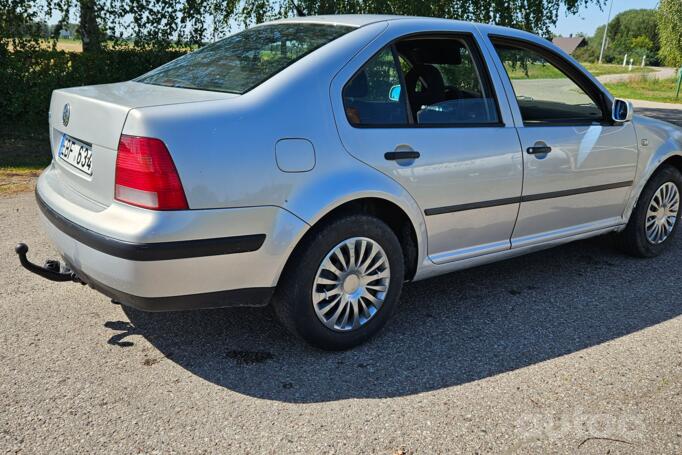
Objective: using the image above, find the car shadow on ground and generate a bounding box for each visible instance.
[116,234,682,403]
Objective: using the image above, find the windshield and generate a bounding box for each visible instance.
[136,23,356,94]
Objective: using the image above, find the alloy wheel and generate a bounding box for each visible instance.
[645,181,680,244]
[312,237,391,332]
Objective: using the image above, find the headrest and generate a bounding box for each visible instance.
[406,64,445,94]
[345,70,368,98]
[397,39,463,65]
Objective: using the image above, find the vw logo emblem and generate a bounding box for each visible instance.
[62,104,70,127]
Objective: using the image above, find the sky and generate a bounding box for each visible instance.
[552,0,660,37]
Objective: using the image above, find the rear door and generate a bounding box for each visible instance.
[487,37,638,248]
[332,26,523,264]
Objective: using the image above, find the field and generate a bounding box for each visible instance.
[54,38,82,52]
[505,62,653,79]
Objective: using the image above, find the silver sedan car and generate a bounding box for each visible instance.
[17,15,682,350]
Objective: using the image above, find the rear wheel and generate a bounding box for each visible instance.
[273,215,405,350]
[617,165,681,257]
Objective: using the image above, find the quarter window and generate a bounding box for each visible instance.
[492,42,604,124]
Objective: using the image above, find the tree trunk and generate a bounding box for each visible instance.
[79,0,102,53]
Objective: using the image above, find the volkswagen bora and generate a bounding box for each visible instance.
[18,15,682,349]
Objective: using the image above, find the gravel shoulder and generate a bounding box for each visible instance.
[597,67,678,84]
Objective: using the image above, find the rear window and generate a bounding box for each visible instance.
[136,23,355,94]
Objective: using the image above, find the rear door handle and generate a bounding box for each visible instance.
[385,151,420,161]
[527,146,552,155]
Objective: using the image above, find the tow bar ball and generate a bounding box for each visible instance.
[14,243,84,284]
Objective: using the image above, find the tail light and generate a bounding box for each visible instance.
[115,135,189,210]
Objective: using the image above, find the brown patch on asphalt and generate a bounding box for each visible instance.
[0,170,39,196]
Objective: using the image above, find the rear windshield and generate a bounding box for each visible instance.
[136,23,356,94]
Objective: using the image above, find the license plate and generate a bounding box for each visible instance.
[58,135,93,176]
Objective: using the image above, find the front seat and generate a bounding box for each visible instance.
[405,64,446,117]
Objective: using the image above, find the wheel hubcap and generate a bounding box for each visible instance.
[646,181,680,245]
[312,237,391,332]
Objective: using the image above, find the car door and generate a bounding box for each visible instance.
[331,29,524,264]
[488,37,639,248]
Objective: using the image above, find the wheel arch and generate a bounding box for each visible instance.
[278,195,426,285]
[624,151,682,223]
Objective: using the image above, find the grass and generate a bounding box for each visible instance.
[603,76,682,104]
[0,125,51,196]
[505,62,653,80]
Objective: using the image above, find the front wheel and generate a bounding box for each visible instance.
[617,165,681,258]
[273,215,405,350]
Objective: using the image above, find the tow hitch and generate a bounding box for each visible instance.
[15,243,85,284]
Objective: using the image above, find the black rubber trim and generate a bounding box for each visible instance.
[36,191,266,261]
[424,181,633,216]
[425,197,521,216]
[520,181,634,203]
[70,262,274,311]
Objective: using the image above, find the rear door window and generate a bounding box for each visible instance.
[342,35,500,128]
[396,37,499,125]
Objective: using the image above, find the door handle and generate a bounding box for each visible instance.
[385,151,420,161]
[527,145,552,155]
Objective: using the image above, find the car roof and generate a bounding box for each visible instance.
[270,14,408,27]
[268,14,543,42]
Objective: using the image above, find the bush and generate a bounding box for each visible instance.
[0,48,186,130]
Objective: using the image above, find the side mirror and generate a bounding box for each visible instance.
[388,84,402,102]
[612,98,634,123]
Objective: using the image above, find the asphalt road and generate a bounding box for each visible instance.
[2,108,682,453]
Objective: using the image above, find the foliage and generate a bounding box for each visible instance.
[657,0,682,68]
[279,0,606,37]
[0,48,184,127]
[585,9,659,65]
[4,0,608,54]
[44,0,244,51]
[0,0,609,133]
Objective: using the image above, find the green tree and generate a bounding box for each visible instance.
[658,0,682,67]
[0,0,48,51]
[5,0,608,53]
[44,0,241,52]
[588,9,659,64]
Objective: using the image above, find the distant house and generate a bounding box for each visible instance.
[552,36,587,55]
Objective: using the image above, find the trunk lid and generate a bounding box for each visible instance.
[49,81,236,207]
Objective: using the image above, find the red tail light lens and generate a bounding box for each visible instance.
[115,135,189,210]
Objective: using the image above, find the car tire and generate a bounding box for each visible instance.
[272,214,405,350]
[617,165,682,258]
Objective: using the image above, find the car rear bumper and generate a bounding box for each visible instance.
[36,164,309,311]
